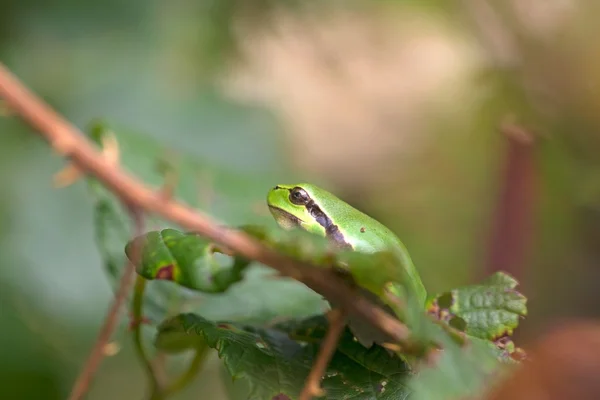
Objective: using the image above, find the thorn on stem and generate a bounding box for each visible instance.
[102,341,121,357]
[381,342,402,352]
[156,153,179,200]
[383,286,405,310]
[53,132,120,188]
[266,272,290,280]
[128,314,152,330]
[500,116,536,144]
[195,171,215,210]
[424,347,443,367]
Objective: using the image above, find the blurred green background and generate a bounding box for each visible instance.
[2,0,600,399]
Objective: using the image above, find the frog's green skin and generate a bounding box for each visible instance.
[267,183,427,306]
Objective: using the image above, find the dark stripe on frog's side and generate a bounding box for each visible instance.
[305,199,352,250]
[283,188,352,250]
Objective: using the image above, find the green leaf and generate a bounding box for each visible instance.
[125,229,250,292]
[156,267,522,400]
[389,272,522,399]
[402,295,514,400]
[428,272,527,341]
[156,313,412,400]
[87,121,327,324]
[157,310,514,400]
[275,315,410,377]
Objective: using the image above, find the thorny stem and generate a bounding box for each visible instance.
[484,123,536,280]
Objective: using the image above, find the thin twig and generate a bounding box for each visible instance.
[67,208,144,400]
[0,62,412,348]
[299,309,347,400]
[53,132,120,188]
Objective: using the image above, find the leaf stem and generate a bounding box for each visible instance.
[132,275,162,397]
[132,275,208,400]
[162,344,210,397]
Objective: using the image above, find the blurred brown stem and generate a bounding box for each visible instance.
[461,2,539,281]
[67,208,144,400]
[484,122,537,280]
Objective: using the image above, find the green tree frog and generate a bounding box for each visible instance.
[267,183,427,346]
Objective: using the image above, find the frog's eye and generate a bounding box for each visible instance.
[289,187,310,206]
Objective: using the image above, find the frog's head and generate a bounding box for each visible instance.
[267,184,325,237]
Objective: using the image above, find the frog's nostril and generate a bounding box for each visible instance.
[273,185,281,190]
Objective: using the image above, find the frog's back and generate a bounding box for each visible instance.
[336,207,404,254]
[300,183,427,304]
[300,183,406,253]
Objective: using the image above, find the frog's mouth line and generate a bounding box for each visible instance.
[268,205,303,228]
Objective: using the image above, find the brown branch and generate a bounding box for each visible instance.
[0,62,412,355]
[299,309,347,400]
[67,208,145,400]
